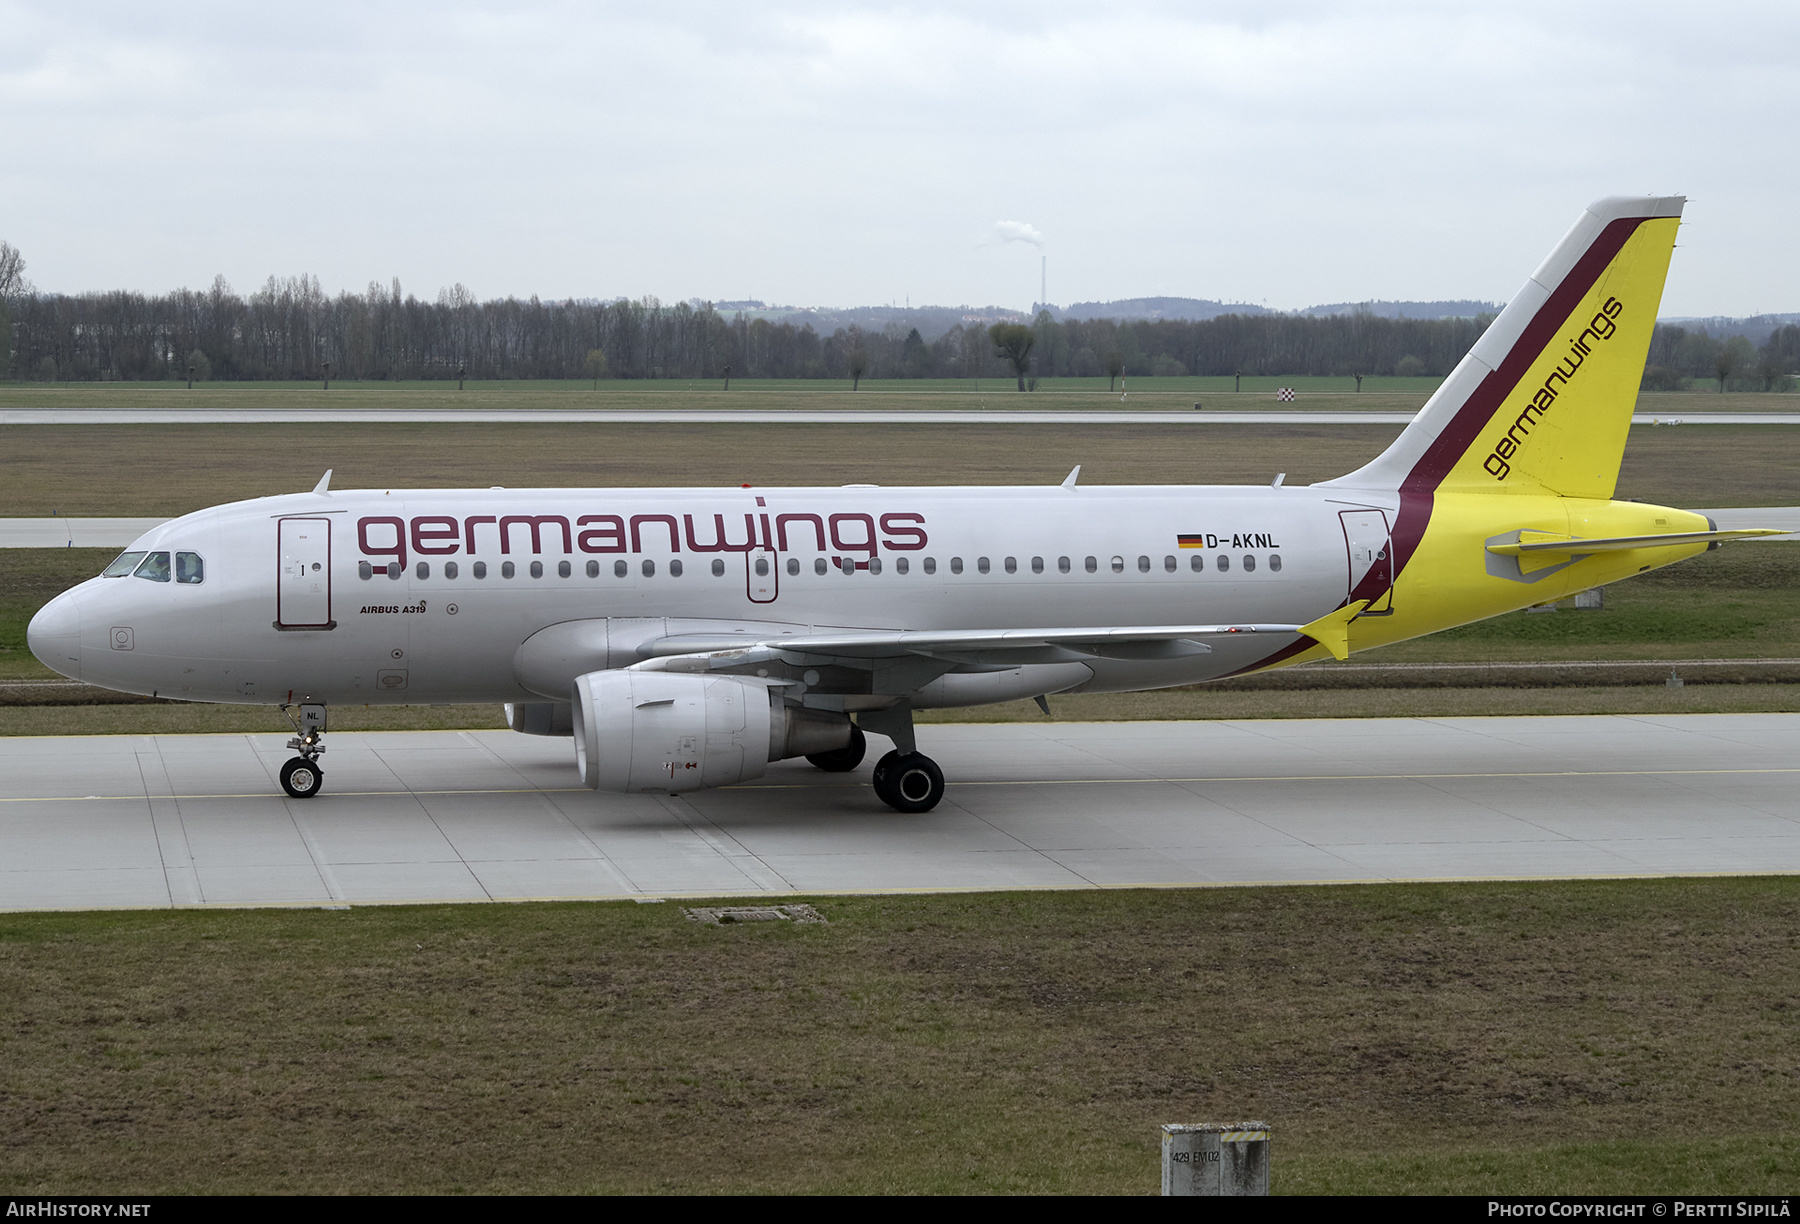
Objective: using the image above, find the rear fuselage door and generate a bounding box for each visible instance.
[277,516,335,629]
[1339,509,1394,615]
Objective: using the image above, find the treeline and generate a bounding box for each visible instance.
[1,268,1796,389]
[1644,324,1800,391]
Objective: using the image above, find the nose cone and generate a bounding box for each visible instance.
[28,590,82,681]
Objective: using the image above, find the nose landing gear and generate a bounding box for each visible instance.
[279,703,328,799]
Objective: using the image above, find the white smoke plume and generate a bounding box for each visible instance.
[987,220,1046,250]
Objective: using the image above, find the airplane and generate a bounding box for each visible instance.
[27,195,1779,812]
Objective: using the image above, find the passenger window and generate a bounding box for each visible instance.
[1031,556,1043,574]
[502,561,516,579]
[1003,557,1016,574]
[133,552,171,582]
[474,561,488,579]
[1058,556,1070,573]
[613,560,627,577]
[1216,555,1229,572]
[786,558,799,576]
[1243,555,1256,572]
[870,557,883,574]
[896,557,909,575]
[1270,554,1283,572]
[1111,556,1124,574]
[447,561,460,579]
[415,562,430,580]
[103,551,147,578]
[176,552,205,584]
[670,559,684,577]
[923,557,937,575]
[1163,555,1176,573]
[585,560,598,578]
[1190,555,1203,572]
[642,560,656,577]
[1137,555,1150,573]
[529,561,543,578]
[558,560,571,578]
[950,557,963,574]
[840,557,855,575]
[1085,556,1097,573]
[977,557,990,574]
[815,558,827,575]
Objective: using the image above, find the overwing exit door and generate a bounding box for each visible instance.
[1339,509,1394,615]
[746,547,780,603]
[276,517,335,629]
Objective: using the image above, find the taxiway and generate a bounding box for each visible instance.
[3,715,1796,910]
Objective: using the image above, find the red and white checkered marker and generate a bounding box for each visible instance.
[1275,387,1295,402]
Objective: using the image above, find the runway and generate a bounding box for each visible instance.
[5,407,1800,425]
[5,714,1798,911]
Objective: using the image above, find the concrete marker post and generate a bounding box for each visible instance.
[1161,1122,1270,1195]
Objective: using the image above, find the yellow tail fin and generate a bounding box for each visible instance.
[1324,196,1683,499]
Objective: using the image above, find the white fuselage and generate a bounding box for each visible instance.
[31,483,1385,708]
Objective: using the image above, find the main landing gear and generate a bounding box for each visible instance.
[871,750,945,813]
[279,703,327,799]
[850,706,947,814]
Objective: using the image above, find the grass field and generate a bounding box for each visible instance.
[1,880,1797,1194]
[4,418,1800,518]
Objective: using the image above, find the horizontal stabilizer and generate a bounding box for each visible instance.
[1486,528,1784,556]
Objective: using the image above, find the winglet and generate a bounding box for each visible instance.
[312,470,333,495]
[1299,601,1370,662]
[1061,465,1081,489]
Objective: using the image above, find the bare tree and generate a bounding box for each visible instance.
[989,322,1035,391]
[0,241,28,298]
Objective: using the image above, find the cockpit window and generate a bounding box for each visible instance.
[103,551,147,578]
[176,552,205,584]
[132,551,172,582]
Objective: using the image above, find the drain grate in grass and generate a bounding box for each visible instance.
[684,903,826,925]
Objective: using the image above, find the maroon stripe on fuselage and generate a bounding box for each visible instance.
[1223,213,1649,681]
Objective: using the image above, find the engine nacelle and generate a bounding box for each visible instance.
[571,670,855,793]
[576,669,856,792]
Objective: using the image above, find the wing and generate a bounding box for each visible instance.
[632,623,1304,690]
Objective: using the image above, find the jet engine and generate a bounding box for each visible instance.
[571,670,852,793]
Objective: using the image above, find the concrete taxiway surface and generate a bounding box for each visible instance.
[3,715,1797,911]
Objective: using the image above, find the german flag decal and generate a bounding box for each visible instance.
[1177,534,1206,549]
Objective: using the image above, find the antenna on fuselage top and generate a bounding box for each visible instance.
[1271,473,1286,488]
[312,470,333,495]
[1060,465,1081,489]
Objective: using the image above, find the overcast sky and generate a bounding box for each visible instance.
[2,1,1794,316]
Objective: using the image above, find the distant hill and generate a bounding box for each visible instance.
[719,303,1030,343]
[1058,296,1267,322]
[1300,299,1500,320]
[1659,313,1800,344]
